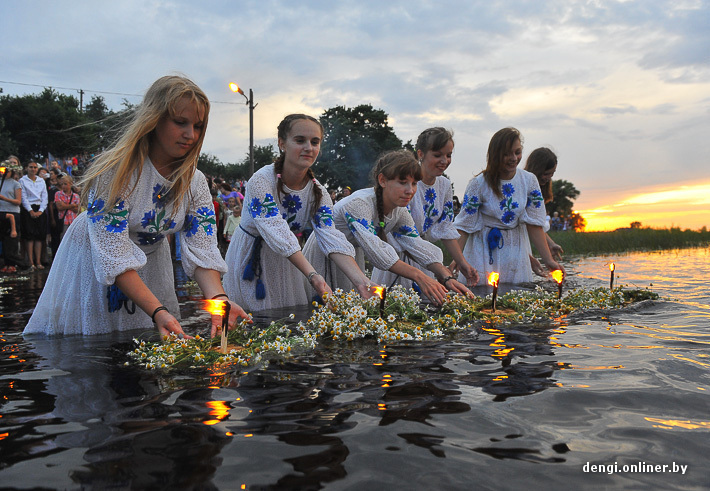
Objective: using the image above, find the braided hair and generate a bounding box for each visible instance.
[274,114,324,220]
[371,150,422,241]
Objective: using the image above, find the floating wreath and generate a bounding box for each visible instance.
[126,285,658,371]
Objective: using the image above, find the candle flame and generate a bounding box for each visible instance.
[551,270,564,284]
[204,299,227,316]
[488,272,499,287]
[371,285,385,299]
[0,167,5,174]
[609,263,615,272]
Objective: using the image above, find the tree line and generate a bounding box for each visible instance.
[0,87,584,229]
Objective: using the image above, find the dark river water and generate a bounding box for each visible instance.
[1,248,708,490]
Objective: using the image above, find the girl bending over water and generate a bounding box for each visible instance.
[304,150,472,305]
[454,128,563,285]
[224,114,374,312]
[25,75,248,338]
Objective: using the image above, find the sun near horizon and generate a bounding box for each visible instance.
[576,181,710,232]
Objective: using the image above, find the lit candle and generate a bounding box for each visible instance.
[204,300,230,354]
[372,286,386,317]
[488,272,499,311]
[551,270,564,299]
[609,263,615,290]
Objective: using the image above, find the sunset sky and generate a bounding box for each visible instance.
[2,0,709,231]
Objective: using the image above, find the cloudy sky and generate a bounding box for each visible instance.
[2,0,709,230]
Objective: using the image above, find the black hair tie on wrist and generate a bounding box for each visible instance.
[151,306,169,323]
[211,293,229,300]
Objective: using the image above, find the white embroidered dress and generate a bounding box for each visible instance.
[304,188,443,291]
[372,176,459,288]
[223,164,354,312]
[24,159,225,336]
[453,169,546,285]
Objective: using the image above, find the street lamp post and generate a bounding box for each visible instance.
[229,82,257,178]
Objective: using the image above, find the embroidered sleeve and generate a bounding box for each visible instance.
[340,196,399,271]
[428,178,460,242]
[453,176,484,234]
[244,169,301,257]
[310,187,355,258]
[86,181,146,285]
[391,207,443,267]
[180,171,228,277]
[520,171,547,227]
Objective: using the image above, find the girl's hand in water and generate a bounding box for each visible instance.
[155,310,192,340]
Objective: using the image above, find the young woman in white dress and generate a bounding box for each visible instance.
[372,128,479,289]
[304,150,472,305]
[25,75,248,338]
[454,128,563,285]
[224,114,374,312]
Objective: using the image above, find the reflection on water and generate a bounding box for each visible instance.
[1,248,709,489]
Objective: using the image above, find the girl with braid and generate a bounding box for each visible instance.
[224,114,374,312]
[304,150,472,306]
[372,128,479,290]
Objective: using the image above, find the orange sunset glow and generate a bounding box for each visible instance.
[577,181,710,231]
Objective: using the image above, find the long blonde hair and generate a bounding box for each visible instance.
[79,75,210,213]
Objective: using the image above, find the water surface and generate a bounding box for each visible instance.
[1,248,708,490]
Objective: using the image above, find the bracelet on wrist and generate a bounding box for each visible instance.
[151,305,169,323]
[439,275,457,287]
[307,271,321,284]
[211,293,229,300]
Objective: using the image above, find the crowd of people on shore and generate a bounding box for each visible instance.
[14,75,566,339]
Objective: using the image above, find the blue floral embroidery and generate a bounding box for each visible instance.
[152,183,171,209]
[281,194,302,230]
[392,224,420,239]
[421,187,441,234]
[314,206,334,229]
[249,194,279,218]
[138,207,176,245]
[438,200,454,223]
[499,183,519,224]
[345,212,376,235]
[461,194,481,215]
[87,198,128,233]
[183,206,216,237]
[527,189,543,209]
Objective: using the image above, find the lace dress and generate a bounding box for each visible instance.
[24,159,225,336]
[223,164,354,312]
[372,176,459,288]
[453,169,546,285]
[304,188,443,291]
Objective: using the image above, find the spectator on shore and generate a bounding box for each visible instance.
[0,166,23,273]
[223,198,241,246]
[20,161,48,271]
[47,168,63,260]
[53,174,80,242]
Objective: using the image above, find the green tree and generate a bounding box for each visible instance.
[235,144,277,178]
[0,88,94,161]
[630,221,642,229]
[549,179,581,217]
[315,104,403,191]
